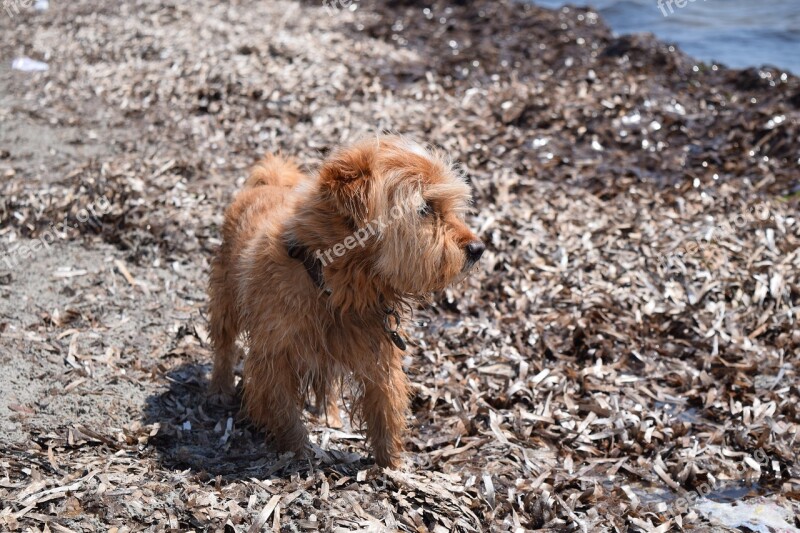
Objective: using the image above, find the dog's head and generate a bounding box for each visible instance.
[318,135,484,295]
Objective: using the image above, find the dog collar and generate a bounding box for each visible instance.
[285,239,328,292]
[284,238,407,351]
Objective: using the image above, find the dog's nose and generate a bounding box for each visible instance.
[465,240,485,262]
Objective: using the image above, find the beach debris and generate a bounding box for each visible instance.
[695,499,799,533]
[11,57,48,72]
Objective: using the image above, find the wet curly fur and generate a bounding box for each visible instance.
[207,135,484,468]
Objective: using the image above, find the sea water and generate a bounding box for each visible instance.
[532,0,799,74]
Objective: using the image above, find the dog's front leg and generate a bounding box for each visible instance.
[358,350,409,468]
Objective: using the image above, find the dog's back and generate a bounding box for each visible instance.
[207,153,308,398]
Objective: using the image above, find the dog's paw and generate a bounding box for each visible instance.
[309,401,344,429]
[207,381,238,407]
[314,410,343,429]
[324,411,344,429]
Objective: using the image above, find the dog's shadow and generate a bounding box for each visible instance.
[143,363,369,480]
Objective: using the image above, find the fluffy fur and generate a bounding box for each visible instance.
[207,135,484,468]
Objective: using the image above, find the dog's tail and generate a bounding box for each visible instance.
[244,153,307,189]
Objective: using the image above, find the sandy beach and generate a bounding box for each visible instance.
[1,0,798,530]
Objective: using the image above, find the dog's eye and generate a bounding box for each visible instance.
[418,201,433,217]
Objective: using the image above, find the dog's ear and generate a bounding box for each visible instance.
[319,142,377,224]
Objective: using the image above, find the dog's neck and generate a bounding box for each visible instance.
[283,197,400,316]
[285,238,326,291]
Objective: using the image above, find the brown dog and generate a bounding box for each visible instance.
[207,136,484,468]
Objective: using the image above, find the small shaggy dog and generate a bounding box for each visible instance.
[208,136,484,468]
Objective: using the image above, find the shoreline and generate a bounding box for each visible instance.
[527,0,800,74]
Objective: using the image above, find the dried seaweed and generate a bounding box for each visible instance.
[1,0,798,531]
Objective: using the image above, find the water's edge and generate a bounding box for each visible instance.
[531,0,799,74]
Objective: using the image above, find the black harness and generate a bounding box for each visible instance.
[286,240,326,291]
[284,238,407,351]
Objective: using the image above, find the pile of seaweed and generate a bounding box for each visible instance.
[0,0,797,530]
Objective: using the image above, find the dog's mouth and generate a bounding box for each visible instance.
[462,252,484,273]
[446,262,477,286]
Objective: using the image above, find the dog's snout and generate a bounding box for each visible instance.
[465,240,485,262]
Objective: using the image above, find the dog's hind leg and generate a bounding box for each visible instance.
[244,351,310,457]
[208,258,242,402]
[312,369,343,429]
